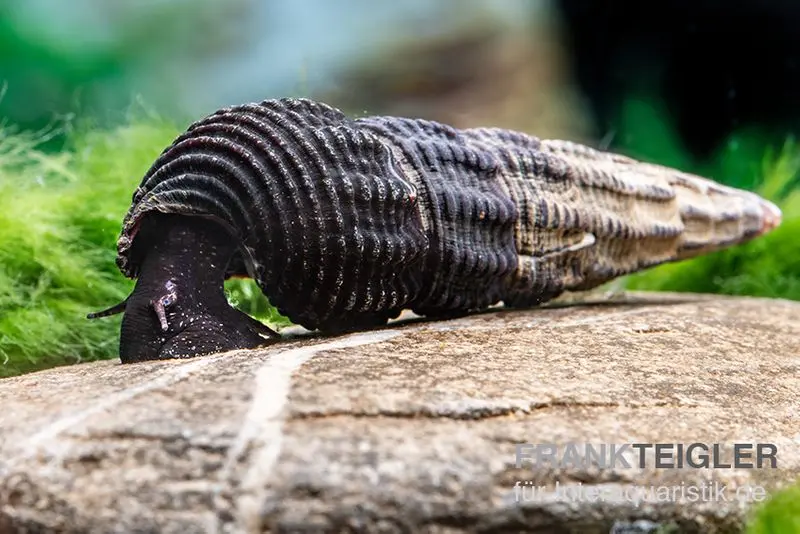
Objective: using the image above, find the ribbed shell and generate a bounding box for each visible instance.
[118,99,428,331]
[355,116,519,316]
[118,98,778,331]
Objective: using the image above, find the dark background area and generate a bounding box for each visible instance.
[558,0,800,160]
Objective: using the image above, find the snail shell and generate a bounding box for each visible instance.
[91,98,780,361]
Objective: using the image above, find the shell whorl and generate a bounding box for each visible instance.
[118,98,428,330]
[355,117,520,315]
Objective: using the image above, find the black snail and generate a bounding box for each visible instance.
[88,98,782,362]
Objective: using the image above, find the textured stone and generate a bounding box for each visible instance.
[1,292,798,533]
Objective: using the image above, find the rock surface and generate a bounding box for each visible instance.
[0,292,798,534]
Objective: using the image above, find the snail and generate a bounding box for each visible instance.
[88,98,782,362]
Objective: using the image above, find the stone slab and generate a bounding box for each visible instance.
[0,292,798,533]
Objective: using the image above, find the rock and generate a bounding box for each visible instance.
[0,292,798,534]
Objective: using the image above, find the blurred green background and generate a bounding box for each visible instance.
[0,0,797,377]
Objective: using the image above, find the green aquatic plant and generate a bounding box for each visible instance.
[746,483,800,534]
[0,117,288,378]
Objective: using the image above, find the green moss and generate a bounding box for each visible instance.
[746,484,800,534]
[0,117,288,378]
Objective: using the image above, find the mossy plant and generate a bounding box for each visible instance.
[746,483,800,534]
[0,116,289,378]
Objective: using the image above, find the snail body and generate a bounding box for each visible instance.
[90,98,781,362]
